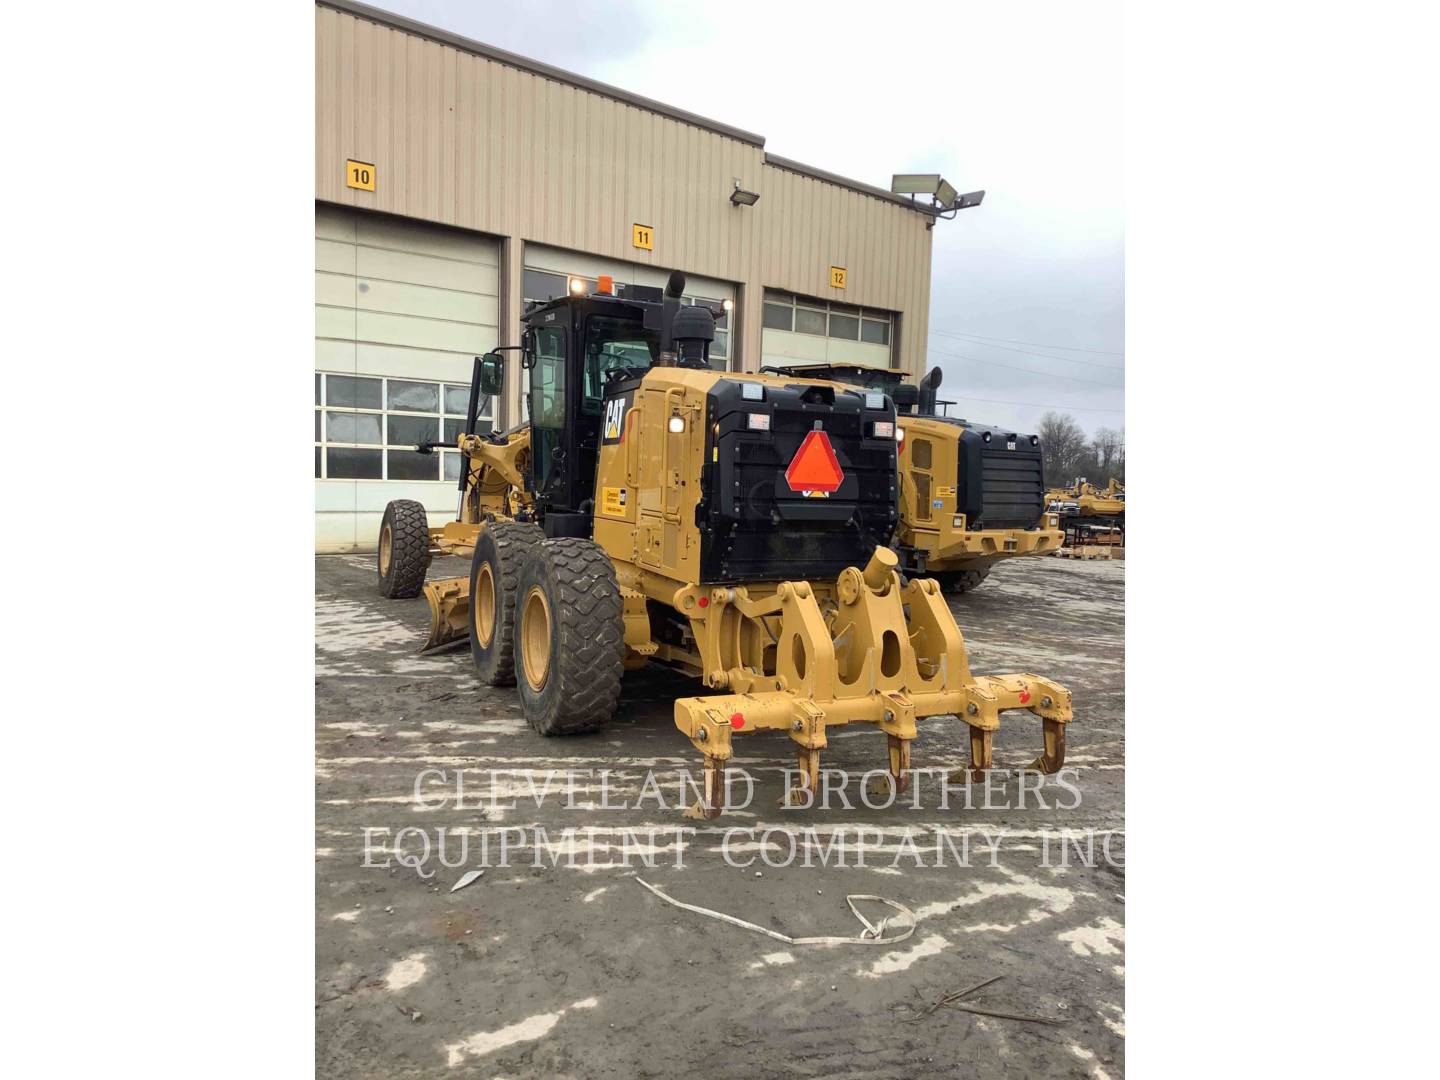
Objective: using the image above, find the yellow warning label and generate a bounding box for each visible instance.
[801,490,831,499]
[936,485,956,497]
[602,486,628,516]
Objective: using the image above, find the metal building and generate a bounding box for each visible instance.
[315,0,940,551]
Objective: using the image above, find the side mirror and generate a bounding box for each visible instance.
[479,352,505,398]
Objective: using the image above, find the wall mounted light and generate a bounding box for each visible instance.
[730,179,760,206]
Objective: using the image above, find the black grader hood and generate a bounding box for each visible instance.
[697,377,899,583]
[953,420,1046,530]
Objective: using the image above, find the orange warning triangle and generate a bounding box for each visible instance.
[784,429,845,493]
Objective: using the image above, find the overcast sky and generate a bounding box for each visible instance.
[365,0,1123,436]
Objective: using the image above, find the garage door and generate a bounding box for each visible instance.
[314,204,499,553]
[760,289,894,371]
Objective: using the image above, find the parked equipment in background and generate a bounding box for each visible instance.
[376,272,1072,816]
[1046,477,1125,546]
[760,363,1062,594]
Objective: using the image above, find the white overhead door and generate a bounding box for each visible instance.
[315,204,499,553]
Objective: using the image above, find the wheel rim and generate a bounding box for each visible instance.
[520,585,552,692]
[379,524,393,576]
[475,563,497,648]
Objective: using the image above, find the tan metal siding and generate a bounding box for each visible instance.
[317,4,933,376]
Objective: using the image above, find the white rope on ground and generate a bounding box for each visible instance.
[636,877,916,946]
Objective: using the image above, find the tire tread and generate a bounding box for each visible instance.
[470,520,545,685]
[518,539,625,736]
[378,499,432,598]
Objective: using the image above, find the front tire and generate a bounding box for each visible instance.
[468,520,544,686]
[513,539,625,736]
[377,500,432,599]
[938,566,991,595]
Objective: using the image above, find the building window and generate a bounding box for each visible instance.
[315,373,492,481]
[795,307,827,336]
[522,269,569,304]
[763,302,793,331]
[763,291,895,349]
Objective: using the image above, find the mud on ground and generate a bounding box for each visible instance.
[316,553,1125,1078]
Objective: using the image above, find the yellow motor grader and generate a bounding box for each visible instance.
[375,273,1071,816]
[1045,477,1125,542]
[761,362,1062,593]
[1046,477,1125,516]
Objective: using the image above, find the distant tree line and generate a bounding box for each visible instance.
[1037,412,1125,489]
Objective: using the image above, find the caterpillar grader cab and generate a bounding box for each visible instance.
[375,273,1071,816]
[761,362,1062,594]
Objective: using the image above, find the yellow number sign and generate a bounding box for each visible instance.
[830,266,848,289]
[346,160,376,192]
[633,224,654,250]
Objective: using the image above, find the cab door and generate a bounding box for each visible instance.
[527,324,570,509]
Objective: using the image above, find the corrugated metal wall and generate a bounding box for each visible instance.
[315,2,933,381]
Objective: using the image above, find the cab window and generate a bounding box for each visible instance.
[582,316,658,415]
[530,327,568,430]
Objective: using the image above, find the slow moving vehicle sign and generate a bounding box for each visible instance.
[784,429,845,494]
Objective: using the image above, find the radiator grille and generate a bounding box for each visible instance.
[978,449,1044,528]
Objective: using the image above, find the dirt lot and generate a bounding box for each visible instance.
[316,552,1125,1078]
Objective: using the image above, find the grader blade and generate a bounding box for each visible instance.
[421,575,470,653]
[671,547,1073,813]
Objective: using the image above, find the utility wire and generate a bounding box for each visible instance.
[941,393,1125,414]
[928,345,1125,388]
[929,326,1124,356]
[930,328,1126,370]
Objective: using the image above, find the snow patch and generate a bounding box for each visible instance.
[1058,916,1124,958]
[858,933,949,978]
[445,998,599,1067]
[384,952,428,991]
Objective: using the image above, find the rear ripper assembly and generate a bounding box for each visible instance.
[376,271,1072,816]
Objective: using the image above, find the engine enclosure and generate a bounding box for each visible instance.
[591,366,899,586]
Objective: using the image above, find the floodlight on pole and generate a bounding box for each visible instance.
[890,172,985,226]
[934,178,958,211]
[890,173,943,196]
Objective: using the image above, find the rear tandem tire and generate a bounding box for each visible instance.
[377,499,432,599]
[513,538,625,736]
[468,520,545,686]
[938,567,991,595]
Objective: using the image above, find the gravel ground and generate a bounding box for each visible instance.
[316,552,1125,1078]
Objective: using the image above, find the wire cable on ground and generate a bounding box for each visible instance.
[636,877,916,946]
